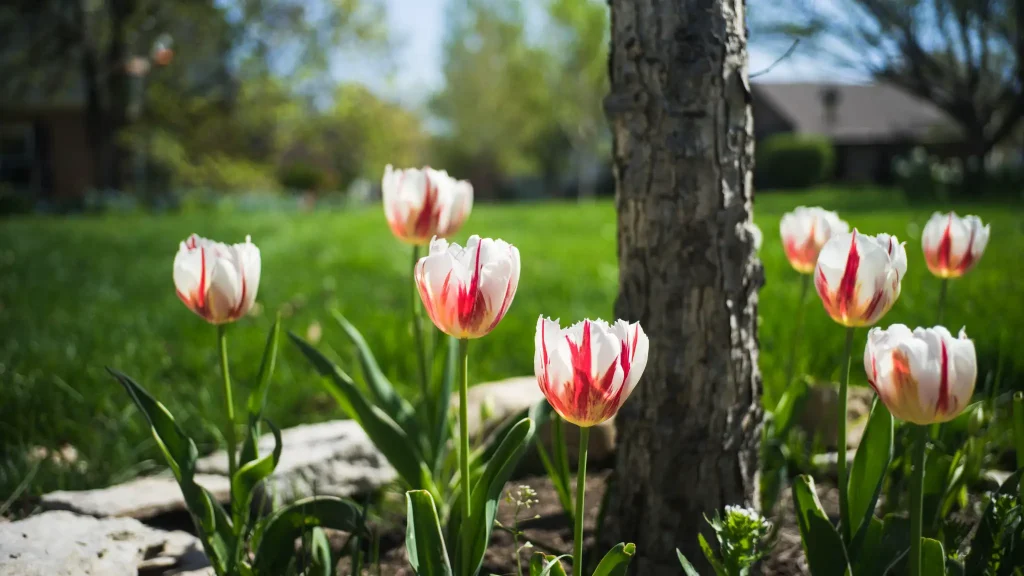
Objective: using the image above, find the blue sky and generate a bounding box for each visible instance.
[332,0,865,105]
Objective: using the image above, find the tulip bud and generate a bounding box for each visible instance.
[382,165,473,245]
[921,212,990,279]
[780,207,850,274]
[415,235,520,339]
[864,324,977,425]
[814,230,907,327]
[534,316,649,427]
[173,234,261,324]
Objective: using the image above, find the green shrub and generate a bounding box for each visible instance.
[278,163,330,192]
[756,134,835,189]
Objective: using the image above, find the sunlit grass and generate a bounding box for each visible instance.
[1,187,1021,497]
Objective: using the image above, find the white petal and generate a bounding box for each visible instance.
[853,233,896,309]
[207,256,242,320]
[173,243,204,297]
[624,322,649,398]
[815,232,855,290]
[233,236,261,314]
[921,212,947,253]
[589,320,623,383]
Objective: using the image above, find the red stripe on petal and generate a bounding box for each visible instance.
[412,174,439,239]
[815,266,832,308]
[568,321,593,420]
[957,223,977,273]
[457,240,488,332]
[861,288,886,323]
[937,215,953,272]
[835,232,861,320]
[936,338,950,414]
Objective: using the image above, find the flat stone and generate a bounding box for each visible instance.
[797,383,876,450]
[41,474,230,519]
[196,420,397,502]
[0,511,210,576]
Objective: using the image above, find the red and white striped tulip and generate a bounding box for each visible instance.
[814,230,907,327]
[921,212,990,279]
[415,235,520,339]
[173,234,261,324]
[534,316,649,427]
[864,324,977,425]
[383,165,473,245]
[780,207,850,274]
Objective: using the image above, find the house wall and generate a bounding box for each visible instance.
[0,108,92,201]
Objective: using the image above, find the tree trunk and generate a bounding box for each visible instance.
[599,0,762,574]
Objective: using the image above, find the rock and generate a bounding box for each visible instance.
[41,474,230,519]
[982,469,1013,491]
[196,420,397,502]
[796,382,875,450]
[0,511,211,576]
[462,377,616,463]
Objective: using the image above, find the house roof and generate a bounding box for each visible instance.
[752,82,960,143]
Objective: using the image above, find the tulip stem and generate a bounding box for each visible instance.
[909,424,928,576]
[937,278,949,324]
[784,273,812,390]
[837,326,854,543]
[573,426,590,576]
[458,338,471,524]
[218,325,237,481]
[411,245,430,403]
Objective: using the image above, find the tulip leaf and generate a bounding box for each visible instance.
[251,496,364,576]
[677,549,701,576]
[231,417,282,532]
[847,398,893,555]
[308,527,333,576]
[852,517,883,576]
[333,312,422,437]
[792,475,852,576]
[457,417,536,576]
[406,490,453,576]
[591,542,636,576]
[921,538,946,576]
[108,368,235,573]
[529,553,570,576]
[431,334,459,474]
[289,332,432,489]
[772,376,809,437]
[240,315,280,467]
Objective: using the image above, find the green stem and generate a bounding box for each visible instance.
[909,425,928,576]
[784,273,812,389]
[573,426,590,576]
[937,278,949,325]
[412,245,430,402]
[458,338,471,524]
[837,326,854,542]
[218,325,237,481]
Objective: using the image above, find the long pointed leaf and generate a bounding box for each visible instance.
[240,316,281,466]
[406,490,453,576]
[848,398,893,555]
[529,553,570,576]
[921,538,946,576]
[591,542,635,576]
[677,549,701,576]
[792,475,852,576]
[232,418,282,532]
[252,496,364,576]
[289,332,431,489]
[309,527,333,576]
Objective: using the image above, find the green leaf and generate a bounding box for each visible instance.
[240,315,281,467]
[232,418,282,532]
[792,475,852,576]
[289,332,432,489]
[252,496,364,576]
[529,553,570,576]
[677,548,701,576]
[878,514,910,575]
[921,538,945,576]
[334,312,421,436]
[591,542,635,576]
[308,527,333,576]
[698,533,728,576]
[847,399,893,553]
[431,334,459,474]
[964,468,1024,575]
[457,417,536,576]
[852,517,883,576]
[922,449,954,531]
[773,377,809,436]
[406,491,453,576]
[1014,393,1024,471]
[108,368,235,573]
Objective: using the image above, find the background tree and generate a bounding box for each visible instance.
[754,0,1024,184]
[598,0,762,573]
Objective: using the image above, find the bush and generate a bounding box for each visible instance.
[278,163,331,192]
[0,185,33,216]
[892,147,962,203]
[756,134,835,189]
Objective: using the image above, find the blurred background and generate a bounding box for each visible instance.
[1,0,1023,502]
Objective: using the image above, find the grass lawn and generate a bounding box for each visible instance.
[2,187,1022,497]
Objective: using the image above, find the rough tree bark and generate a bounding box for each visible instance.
[599,0,762,574]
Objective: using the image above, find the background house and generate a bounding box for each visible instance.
[752,82,963,183]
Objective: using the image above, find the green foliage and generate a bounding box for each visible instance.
[278,164,332,193]
[761,376,810,514]
[536,414,575,522]
[677,506,773,576]
[792,475,851,576]
[406,490,453,576]
[846,399,893,542]
[756,134,836,189]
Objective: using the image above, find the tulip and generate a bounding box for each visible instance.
[415,235,520,339]
[383,165,473,245]
[814,230,907,328]
[921,212,989,279]
[780,206,850,274]
[534,316,649,427]
[174,234,261,324]
[535,315,648,576]
[864,324,977,425]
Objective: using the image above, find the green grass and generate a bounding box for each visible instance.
[1,188,1022,497]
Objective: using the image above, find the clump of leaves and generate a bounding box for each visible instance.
[678,505,774,576]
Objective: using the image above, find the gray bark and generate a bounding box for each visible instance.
[600,0,763,573]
